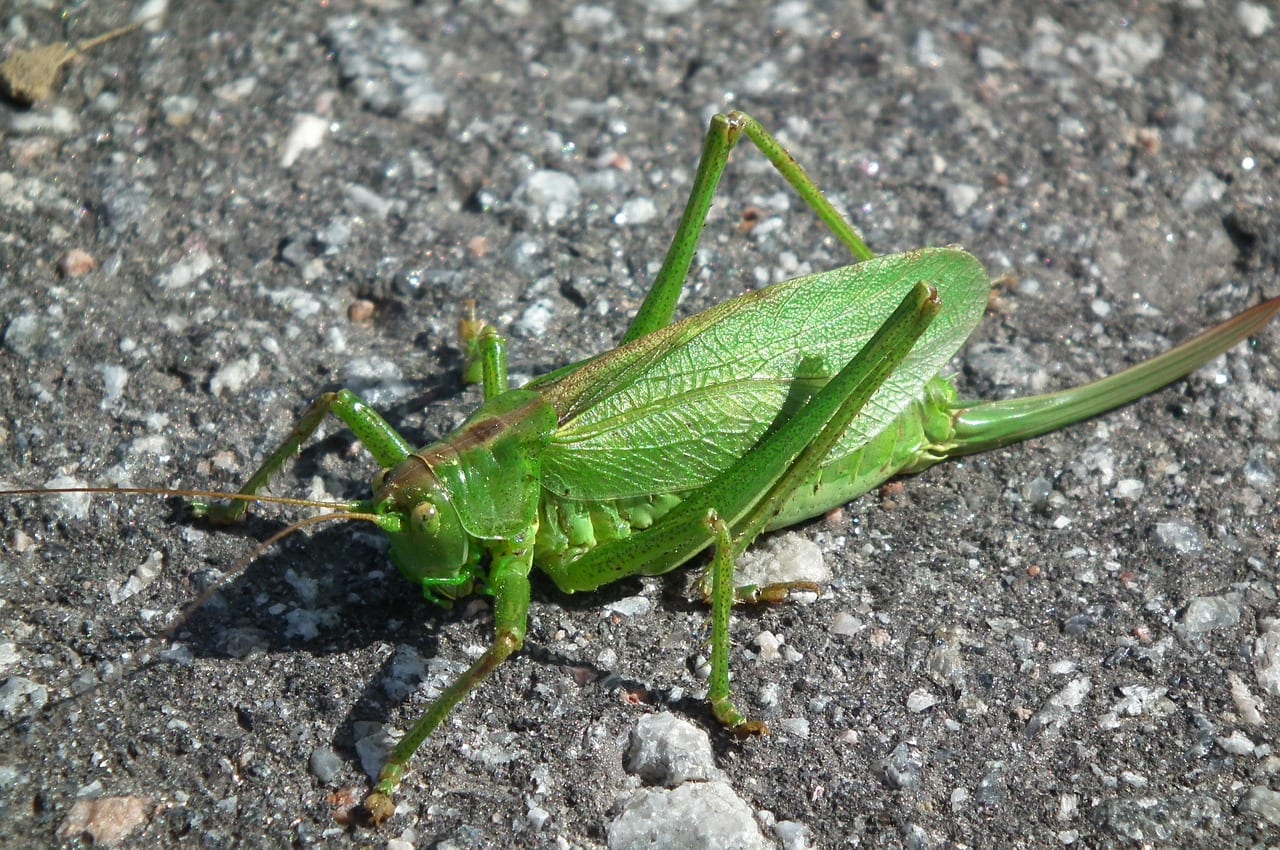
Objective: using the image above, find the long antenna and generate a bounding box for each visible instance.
[0,486,363,514]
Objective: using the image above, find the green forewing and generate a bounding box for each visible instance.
[533,248,988,502]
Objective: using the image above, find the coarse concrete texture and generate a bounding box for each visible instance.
[2,1,1278,847]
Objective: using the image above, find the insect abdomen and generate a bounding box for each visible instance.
[767,375,960,528]
[534,490,685,582]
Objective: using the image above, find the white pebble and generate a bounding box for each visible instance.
[615,197,658,226]
[1113,478,1145,499]
[515,170,581,226]
[43,475,91,520]
[906,689,941,713]
[1217,731,1255,756]
[96,364,129,409]
[209,354,261,398]
[280,114,329,168]
[1237,2,1273,37]
[830,613,864,637]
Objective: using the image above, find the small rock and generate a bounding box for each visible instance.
[605,596,653,618]
[1181,594,1242,633]
[1253,619,1280,697]
[926,634,966,689]
[625,713,719,787]
[41,475,91,520]
[1237,3,1273,38]
[830,613,863,636]
[57,796,152,845]
[975,762,1007,806]
[906,689,941,713]
[514,170,581,226]
[736,532,829,594]
[209,355,260,398]
[615,197,658,225]
[1025,677,1091,737]
[1228,671,1265,725]
[1180,170,1228,212]
[1240,785,1280,826]
[309,747,343,785]
[1113,478,1145,500]
[773,820,814,850]
[0,677,48,719]
[1153,520,1203,554]
[280,113,328,168]
[608,781,769,850]
[753,630,784,662]
[58,248,97,277]
[945,183,981,216]
[880,742,922,790]
[1216,731,1255,756]
[347,299,376,324]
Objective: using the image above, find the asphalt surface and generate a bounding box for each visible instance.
[1,1,1278,848]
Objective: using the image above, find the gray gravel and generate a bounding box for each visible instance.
[2,1,1279,848]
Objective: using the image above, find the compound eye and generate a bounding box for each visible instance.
[411,501,441,534]
[372,468,389,492]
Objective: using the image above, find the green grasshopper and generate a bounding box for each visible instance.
[9,112,1279,826]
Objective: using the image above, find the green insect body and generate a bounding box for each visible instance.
[346,228,1275,822]
[16,111,1279,825]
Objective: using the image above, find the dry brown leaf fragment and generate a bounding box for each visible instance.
[0,17,153,106]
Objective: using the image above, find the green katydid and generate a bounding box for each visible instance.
[8,111,1279,826]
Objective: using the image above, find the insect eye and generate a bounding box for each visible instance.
[372,468,389,492]
[411,501,441,534]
